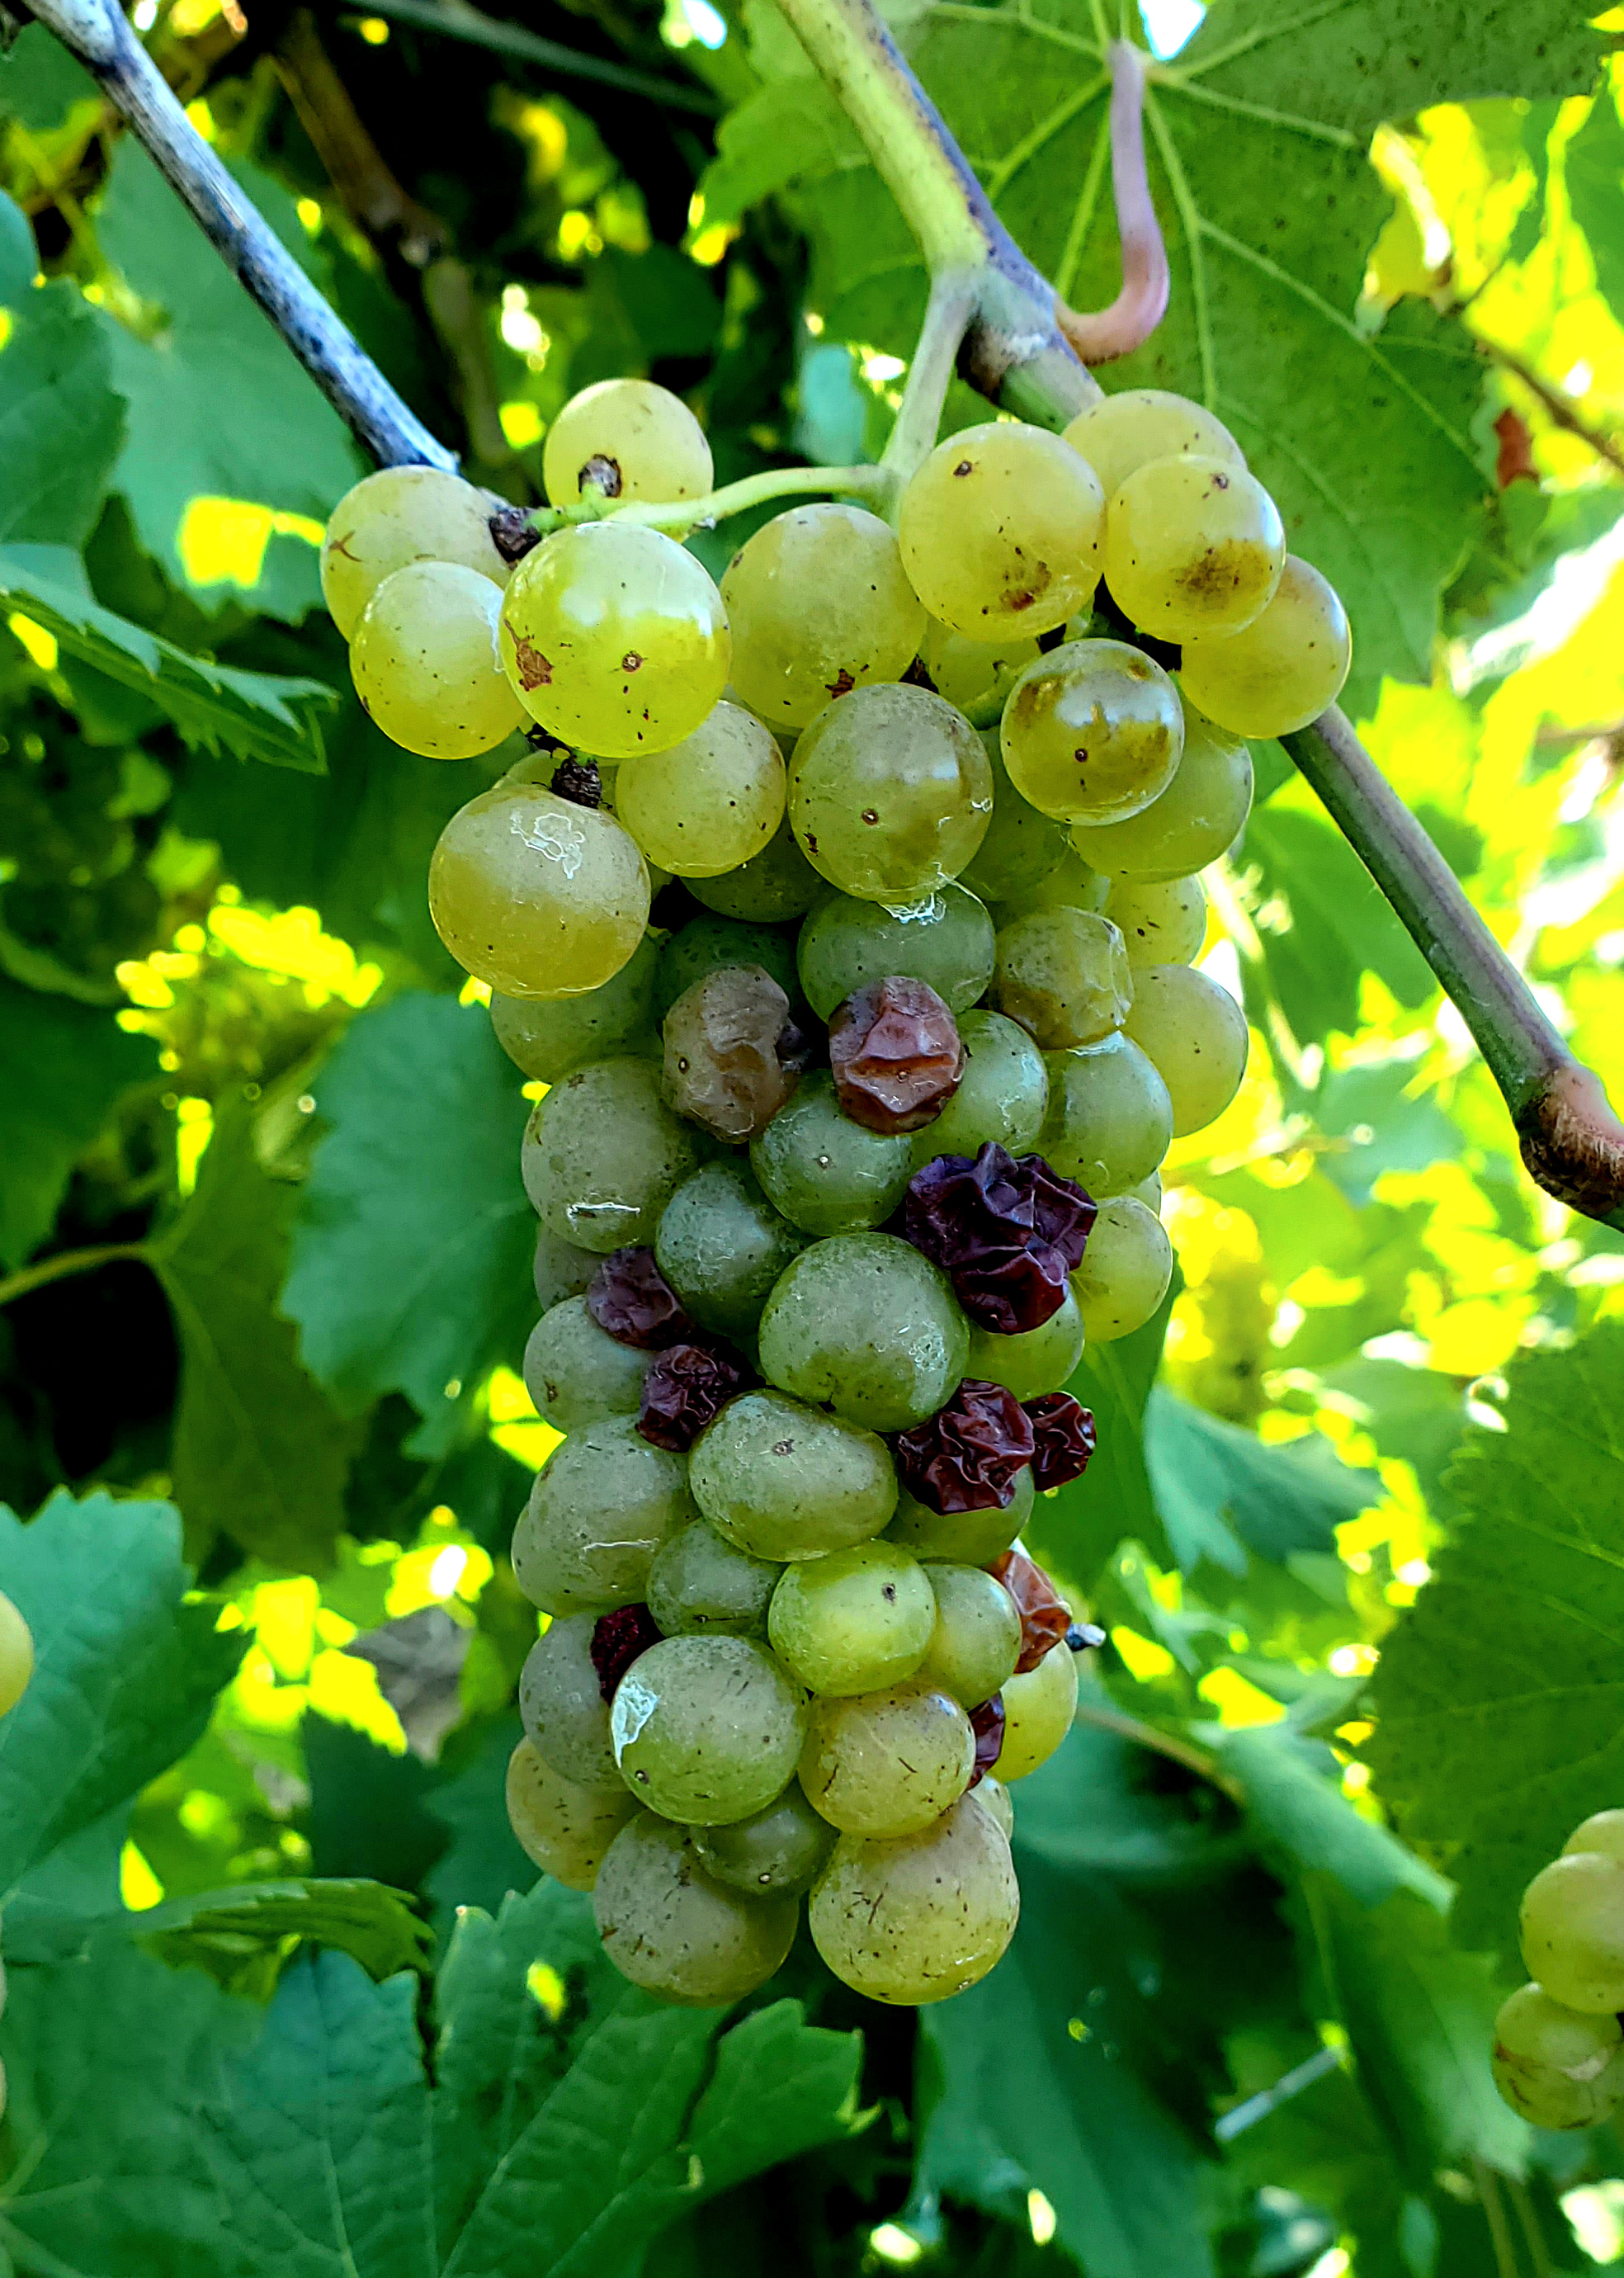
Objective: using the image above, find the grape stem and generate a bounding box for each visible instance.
[0,1242,143,1312]
[524,458,895,542]
[1053,43,1171,364]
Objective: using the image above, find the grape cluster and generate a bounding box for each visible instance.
[1492,1812,1624,2129]
[319,376,1352,2006]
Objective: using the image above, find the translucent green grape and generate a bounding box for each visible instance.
[0,1590,34,1719]
[748,1070,914,1238]
[1122,964,1249,1137]
[522,1297,652,1431]
[796,883,995,1021]
[656,914,801,1020]
[1104,876,1206,966]
[689,814,823,922]
[787,683,993,905]
[656,1160,806,1342]
[594,1813,798,2004]
[997,1642,1078,1780]
[1062,389,1244,503]
[646,1520,781,1638]
[689,1388,898,1561]
[912,1009,1049,1165]
[1493,1983,1624,2129]
[767,1541,937,1697]
[898,421,1105,639]
[956,732,1071,905]
[919,1564,1022,1707]
[1070,1195,1173,1341]
[428,783,649,1000]
[512,1416,694,1614]
[991,907,1133,1050]
[491,932,660,1081]
[757,1232,969,1433]
[506,1738,635,1893]
[321,465,509,640]
[1565,1812,1624,1864]
[498,520,729,759]
[542,376,714,508]
[518,1614,627,1794]
[919,618,1041,725]
[800,1677,975,1836]
[694,1783,836,1898]
[1037,1033,1174,1195]
[1131,1169,1164,1213]
[352,563,525,759]
[1069,705,1252,882]
[882,1471,1033,1565]
[721,503,926,727]
[1103,455,1286,641]
[533,1225,599,1312]
[611,1634,806,1825]
[989,845,1111,924]
[809,1790,1018,2004]
[1000,639,1183,826]
[965,1284,1085,1398]
[522,1057,708,1251]
[978,1774,1015,1842]
[613,700,786,877]
[1179,555,1352,738]
[1521,1854,1624,2013]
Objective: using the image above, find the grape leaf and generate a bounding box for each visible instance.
[1026,1281,1176,1589]
[282,994,537,1454]
[0,978,157,1269]
[1218,1724,1446,1911]
[0,276,125,546]
[1241,803,1437,1047]
[1564,73,1624,318]
[1145,1387,1380,1576]
[1367,1321,1624,1960]
[148,1113,356,1571]
[0,1490,243,1898]
[422,1713,536,1935]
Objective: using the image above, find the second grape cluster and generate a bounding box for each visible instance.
[1493,1812,1624,2129]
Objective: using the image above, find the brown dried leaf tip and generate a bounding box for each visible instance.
[587,1247,693,1349]
[638,1340,752,1452]
[894,1378,1035,1515]
[663,965,804,1143]
[829,976,965,1135]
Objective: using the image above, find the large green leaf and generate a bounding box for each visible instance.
[0,276,125,546]
[1367,1321,1624,1959]
[0,979,156,1268]
[1241,803,1437,1047]
[1025,1282,1175,1588]
[1145,1387,1380,1576]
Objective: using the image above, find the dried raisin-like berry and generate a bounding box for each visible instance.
[663,964,804,1142]
[637,1340,752,1452]
[993,1545,1074,1673]
[903,1142,1096,1333]
[589,1604,663,1700]
[894,1378,1036,1515]
[587,1246,693,1349]
[829,976,965,1135]
[969,1693,1005,1784]
[1023,1391,1098,1490]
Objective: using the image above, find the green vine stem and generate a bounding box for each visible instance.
[0,1241,143,1312]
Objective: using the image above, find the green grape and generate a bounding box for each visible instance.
[647,1519,782,1638]
[542,376,714,508]
[690,813,822,922]
[1062,388,1245,503]
[321,464,509,640]
[594,1813,798,2003]
[788,683,993,905]
[1071,1195,1173,1342]
[614,701,786,877]
[757,1232,970,1433]
[498,521,730,759]
[1038,1033,1175,1195]
[1492,1983,1624,2129]
[884,1470,1034,1566]
[721,503,927,727]
[957,731,1071,905]
[429,783,649,1000]
[533,1225,599,1312]
[518,1614,626,1794]
[1179,555,1351,738]
[912,1009,1049,1165]
[1000,639,1183,826]
[352,563,524,760]
[1104,876,1207,967]
[998,1642,1078,1780]
[1565,1812,1624,1864]
[748,1070,914,1238]
[965,1286,1085,1399]
[690,1388,898,1560]
[611,1634,806,1826]
[992,907,1133,1051]
[897,421,1105,640]
[656,914,801,1020]
[1070,704,1252,882]
[1103,455,1286,641]
[506,1738,635,1892]
[767,1541,937,1696]
[0,1590,34,1718]
[523,1297,652,1430]
[694,1783,836,1898]
[919,1563,1022,1707]
[809,1789,1018,2004]
[796,883,995,1022]
[800,1678,975,1836]
[919,618,1041,726]
[491,932,661,1081]
[1122,965,1249,1137]
[990,844,1112,924]
[1522,1854,1624,2013]
[978,1773,1015,1841]
[656,1160,806,1341]
[1131,1169,1164,1213]
[522,1057,707,1251]
[512,1416,694,1614]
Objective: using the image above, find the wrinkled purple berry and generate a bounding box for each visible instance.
[1023,1392,1098,1491]
[894,1378,1036,1515]
[589,1605,663,1700]
[587,1246,692,1349]
[829,976,965,1135]
[969,1694,1005,1784]
[903,1142,1096,1333]
[636,1340,752,1452]
[993,1545,1074,1673]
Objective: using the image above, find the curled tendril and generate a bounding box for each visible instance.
[1054,41,1170,366]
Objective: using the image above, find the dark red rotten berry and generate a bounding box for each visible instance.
[894,1378,1035,1514]
[587,1247,693,1349]
[903,1143,1096,1333]
[589,1605,663,1701]
[968,1694,1005,1784]
[637,1340,751,1452]
[993,1546,1074,1673]
[829,976,965,1134]
[1023,1392,1098,1491]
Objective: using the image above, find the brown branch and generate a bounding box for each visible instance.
[1479,333,1624,480]
[1055,40,1169,366]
